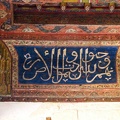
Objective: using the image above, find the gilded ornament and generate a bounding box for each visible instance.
[0,41,11,95]
[22,0,31,3]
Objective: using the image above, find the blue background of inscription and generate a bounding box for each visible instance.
[15,46,118,84]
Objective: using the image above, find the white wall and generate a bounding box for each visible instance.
[0,102,120,120]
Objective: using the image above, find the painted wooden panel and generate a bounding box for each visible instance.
[0,40,120,102]
[1,0,120,102]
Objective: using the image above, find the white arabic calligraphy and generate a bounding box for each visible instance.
[22,48,114,84]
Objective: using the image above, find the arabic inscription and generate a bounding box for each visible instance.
[15,46,118,84]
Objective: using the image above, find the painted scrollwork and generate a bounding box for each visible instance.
[0,41,11,95]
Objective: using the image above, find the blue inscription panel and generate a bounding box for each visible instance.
[15,46,118,84]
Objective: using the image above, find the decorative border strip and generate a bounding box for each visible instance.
[1,96,120,102]
[1,33,120,40]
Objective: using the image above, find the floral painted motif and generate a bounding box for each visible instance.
[0,10,7,18]
[22,27,35,32]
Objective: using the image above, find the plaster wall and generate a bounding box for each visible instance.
[0,102,120,120]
